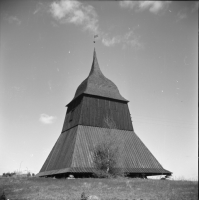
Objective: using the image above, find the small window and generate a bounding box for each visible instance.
[69,109,75,122]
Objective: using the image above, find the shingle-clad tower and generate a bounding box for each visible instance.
[37,49,171,178]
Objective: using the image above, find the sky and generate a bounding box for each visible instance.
[0,0,198,180]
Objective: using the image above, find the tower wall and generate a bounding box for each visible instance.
[62,95,133,133]
[62,96,83,132]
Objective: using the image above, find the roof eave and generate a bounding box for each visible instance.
[66,93,129,107]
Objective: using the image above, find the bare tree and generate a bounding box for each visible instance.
[92,115,125,177]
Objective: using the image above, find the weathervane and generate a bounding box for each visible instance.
[93,34,98,44]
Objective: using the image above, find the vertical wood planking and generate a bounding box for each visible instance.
[61,95,134,132]
[79,95,133,130]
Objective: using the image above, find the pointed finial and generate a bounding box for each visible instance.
[88,47,102,77]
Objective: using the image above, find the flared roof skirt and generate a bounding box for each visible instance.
[37,125,172,177]
[73,49,128,102]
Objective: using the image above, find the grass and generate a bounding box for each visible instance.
[0,176,198,200]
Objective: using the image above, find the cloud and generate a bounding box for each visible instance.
[176,11,187,22]
[33,6,41,15]
[119,1,137,9]
[33,2,48,15]
[49,0,143,49]
[8,16,21,25]
[123,30,144,49]
[102,35,121,47]
[102,31,144,49]
[119,1,171,14]
[139,1,164,14]
[191,2,199,13]
[50,0,99,34]
[39,114,57,124]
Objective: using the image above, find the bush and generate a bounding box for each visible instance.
[2,172,16,177]
[6,173,11,177]
[27,172,31,177]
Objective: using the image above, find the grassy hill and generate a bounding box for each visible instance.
[0,177,198,200]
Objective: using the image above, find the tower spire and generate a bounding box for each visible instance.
[72,48,128,102]
[89,48,103,77]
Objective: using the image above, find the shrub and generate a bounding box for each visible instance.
[27,172,31,177]
[2,172,16,177]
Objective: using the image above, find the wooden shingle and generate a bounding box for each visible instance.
[72,49,128,102]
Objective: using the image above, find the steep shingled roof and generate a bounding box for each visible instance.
[37,125,172,177]
[73,49,128,102]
